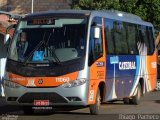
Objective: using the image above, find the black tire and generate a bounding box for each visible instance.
[23,106,34,115]
[155,81,160,91]
[89,88,101,115]
[123,98,130,104]
[130,83,142,105]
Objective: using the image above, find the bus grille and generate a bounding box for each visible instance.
[18,92,68,103]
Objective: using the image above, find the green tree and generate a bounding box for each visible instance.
[71,0,120,10]
[134,0,160,28]
[71,0,160,28]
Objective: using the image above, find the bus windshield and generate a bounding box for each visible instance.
[8,16,87,64]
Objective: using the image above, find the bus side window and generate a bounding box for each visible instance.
[126,23,138,54]
[113,21,128,55]
[147,27,155,55]
[104,18,115,54]
[90,27,103,60]
[89,17,103,65]
[137,25,148,55]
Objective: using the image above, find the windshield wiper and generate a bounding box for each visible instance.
[23,33,61,65]
[47,47,61,63]
[23,40,44,65]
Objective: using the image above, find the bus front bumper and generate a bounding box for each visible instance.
[4,82,89,106]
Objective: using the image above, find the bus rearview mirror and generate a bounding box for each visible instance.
[94,27,100,39]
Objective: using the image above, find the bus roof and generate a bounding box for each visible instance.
[24,10,153,27]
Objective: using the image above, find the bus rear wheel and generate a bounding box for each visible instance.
[89,88,101,115]
[23,106,34,115]
[130,83,142,105]
[123,98,130,104]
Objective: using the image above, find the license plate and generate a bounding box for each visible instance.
[34,100,49,106]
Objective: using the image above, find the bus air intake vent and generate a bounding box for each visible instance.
[18,92,68,103]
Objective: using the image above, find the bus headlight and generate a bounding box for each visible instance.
[4,80,21,88]
[61,79,87,88]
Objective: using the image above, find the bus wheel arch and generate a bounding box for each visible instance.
[130,78,143,105]
[89,81,105,115]
[98,82,106,102]
[139,78,144,96]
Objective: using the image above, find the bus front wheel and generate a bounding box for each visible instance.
[89,88,101,115]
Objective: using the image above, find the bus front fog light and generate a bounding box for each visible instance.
[67,97,81,101]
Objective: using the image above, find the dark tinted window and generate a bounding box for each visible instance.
[126,23,139,54]
[104,19,129,55]
[113,21,128,54]
[9,17,87,63]
[93,17,103,58]
[104,19,114,54]
[104,18,155,55]
[89,17,103,65]
[147,27,155,55]
[137,26,155,55]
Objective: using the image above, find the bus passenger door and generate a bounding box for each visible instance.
[88,17,106,104]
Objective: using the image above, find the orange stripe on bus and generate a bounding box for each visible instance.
[146,52,157,90]
[8,72,78,87]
